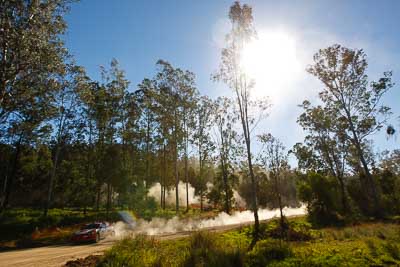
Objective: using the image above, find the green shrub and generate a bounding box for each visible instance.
[365,239,378,257]
[383,241,400,260]
[378,170,400,216]
[263,218,314,241]
[245,239,292,267]
[132,197,158,221]
[100,235,160,267]
[0,208,121,242]
[183,232,244,267]
[297,172,344,226]
[98,221,400,267]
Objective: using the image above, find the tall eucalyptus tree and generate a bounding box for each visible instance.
[307,44,393,216]
[213,1,270,241]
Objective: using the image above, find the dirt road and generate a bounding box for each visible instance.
[0,221,254,267]
[0,240,113,267]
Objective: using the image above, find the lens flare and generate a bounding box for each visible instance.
[241,30,301,99]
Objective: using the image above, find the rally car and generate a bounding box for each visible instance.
[71,222,115,243]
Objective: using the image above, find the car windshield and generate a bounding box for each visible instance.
[81,223,101,230]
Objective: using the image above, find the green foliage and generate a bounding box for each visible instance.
[378,170,400,216]
[153,208,177,220]
[207,164,237,211]
[245,239,292,267]
[297,172,343,226]
[137,198,158,221]
[100,236,162,267]
[383,241,400,260]
[0,208,120,242]
[263,219,314,241]
[183,232,244,267]
[128,184,158,221]
[100,219,400,267]
[99,232,245,267]
[239,167,300,210]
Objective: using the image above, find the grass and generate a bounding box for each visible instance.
[0,208,121,250]
[97,217,400,267]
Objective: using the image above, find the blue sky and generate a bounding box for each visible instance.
[65,0,400,163]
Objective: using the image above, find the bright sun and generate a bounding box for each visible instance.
[241,30,300,99]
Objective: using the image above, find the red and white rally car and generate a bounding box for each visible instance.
[71,222,115,243]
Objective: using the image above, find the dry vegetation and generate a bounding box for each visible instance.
[67,217,400,267]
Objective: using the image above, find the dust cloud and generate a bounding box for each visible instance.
[147,182,246,208]
[114,205,306,237]
[112,185,306,238]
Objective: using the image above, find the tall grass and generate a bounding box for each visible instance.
[99,219,400,267]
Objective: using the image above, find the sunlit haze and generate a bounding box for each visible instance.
[241,30,301,99]
[64,1,400,156]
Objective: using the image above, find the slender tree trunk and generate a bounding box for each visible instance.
[274,172,284,227]
[160,169,163,208]
[96,184,101,211]
[237,95,260,245]
[106,182,111,218]
[355,139,380,215]
[44,144,61,216]
[278,189,285,241]
[344,105,380,215]
[322,137,348,214]
[0,154,9,211]
[160,184,163,208]
[175,156,179,213]
[162,184,166,209]
[199,145,203,212]
[110,186,113,210]
[246,139,259,241]
[145,116,150,189]
[184,123,189,212]
[162,143,166,209]
[338,177,347,213]
[234,76,260,246]
[185,178,189,211]
[85,121,93,215]
[199,167,203,212]
[174,111,179,213]
[220,131,230,214]
[1,175,8,207]
[221,157,230,214]
[0,138,21,213]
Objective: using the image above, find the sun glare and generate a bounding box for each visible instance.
[241,30,300,99]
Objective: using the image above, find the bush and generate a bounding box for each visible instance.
[0,208,121,242]
[378,170,400,216]
[245,239,292,267]
[100,235,160,267]
[262,218,313,242]
[383,241,400,260]
[297,172,344,226]
[100,232,245,267]
[184,232,244,267]
[129,185,158,220]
